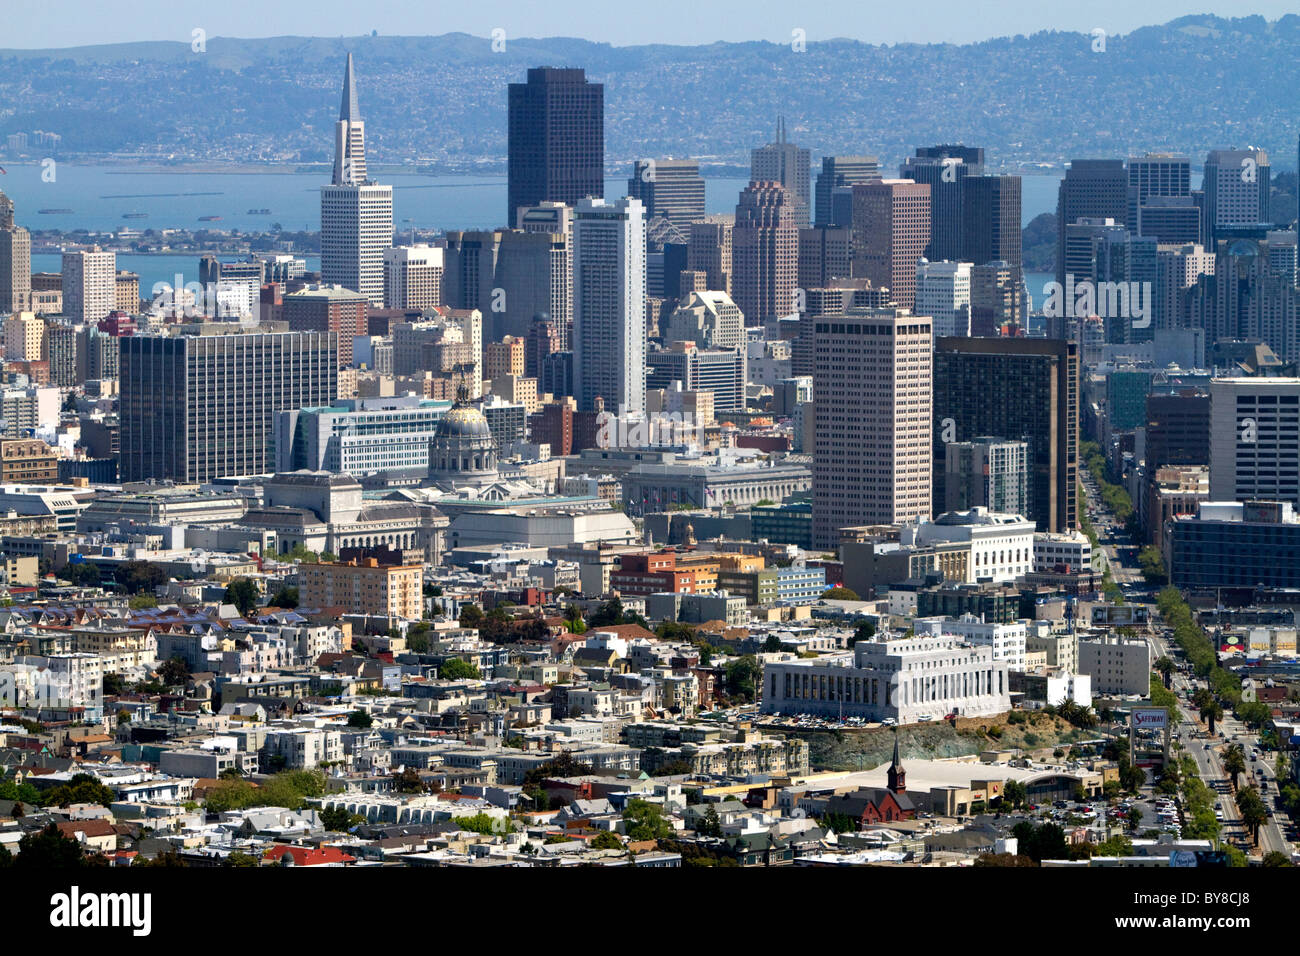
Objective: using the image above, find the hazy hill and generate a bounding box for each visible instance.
[1,15,1298,172]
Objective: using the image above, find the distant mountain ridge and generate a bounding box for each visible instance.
[1,15,1297,173]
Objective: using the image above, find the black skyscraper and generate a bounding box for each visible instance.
[507,68,604,226]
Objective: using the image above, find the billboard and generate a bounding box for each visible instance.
[1091,605,1150,627]
[1131,707,1168,731]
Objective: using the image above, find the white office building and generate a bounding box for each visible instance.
[915,259,972,338]
[900,507,1035,583]
[1209,377,1300,508]
[573,197,646,417]
[383,244,444,310]
[917,615,1028,671]
[61,248,115,323]
[1032,531,1094,573]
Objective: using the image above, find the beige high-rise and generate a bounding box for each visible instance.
[851,179,931,310]
[812,308,933,549]
[0,191,31,315]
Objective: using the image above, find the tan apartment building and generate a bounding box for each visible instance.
[299,557,423,619]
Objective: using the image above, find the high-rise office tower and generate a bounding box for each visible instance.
[119,330,338,483]
[1137,197,1202,245]
[645,341,747,413]
[851,179,931,310]
[572,197,646,416]
[944,437,1030,516]
[811,308,933,548]
[320,55,393,307]
[798,227,853,290]
[1126,153,1191,231]
[687,217,734,294]
[933,337,1079,532]
[733,183,798,326]
[751,118,811,228]
[383,244,444,311]
[493,230,574,341]
[507,68,604,226]
[1190,235,1299,364]
[0,191,32,315]
[899,145,983,261]
[1155,243,1215,331]
[1209,377,1300,508]
[968,262,1028,337]
[1056,159,1128,284]
[627,158,705,232]
[915,260,972,339]
[517,201,575,348]
[1202,149,1271,245]
[961,175,1021,266]
[61,247,116,323]
[442,230,504,316]
[1145,390,1211,469]
[814,155,879,228]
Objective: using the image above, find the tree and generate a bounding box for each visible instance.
[224,578,260,616]
[61,562,100,587]
[589,830,623,850]
[820,587,860,601]
[224,852,261,867]
[459,604,485,629]
[320,805,364,832]
[1263,851,1293,867]
[346,709,373,729]
[268,586,299,609]
[588,596,625,628]
[41,773,117,808]
[1127,805,1143,831]
[563,604,587,634]
[1155,657,1175,689]
[16,824,86,867]
[1138,546,1168,584]
[128,594,158,610]
[393,767,425,793]
[849,619,876,646]
[762,634,783,653]
[725,655,762,702]
[157,656,190,688]
[1200,700,1224,736]
[116,560,166,595]
[623,798,672,841]
[1223,745,1247,788]
[439,658,481,681]
[820,811,857,834]
[697,805,723,837]
[454,812,510,835]
[1002,779,1028,810]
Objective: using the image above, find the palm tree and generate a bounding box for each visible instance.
[1156,657,1175,689]
[1236,787,1267,844]
[1200,701,1224,736]
[1223,745,1247,790]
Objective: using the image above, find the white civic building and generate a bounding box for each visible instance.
[761,632,1011,723]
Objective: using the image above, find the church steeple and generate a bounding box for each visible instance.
[887,733,906,794]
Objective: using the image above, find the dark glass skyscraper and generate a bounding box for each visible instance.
[507,68,604,226]
[933,337,1079,533]
[119,331,338,483]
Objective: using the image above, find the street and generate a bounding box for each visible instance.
[1082,470,1295,861]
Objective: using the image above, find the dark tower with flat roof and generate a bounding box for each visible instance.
[507,68,604,226]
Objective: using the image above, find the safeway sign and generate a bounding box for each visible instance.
[1131,707,1168,731]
